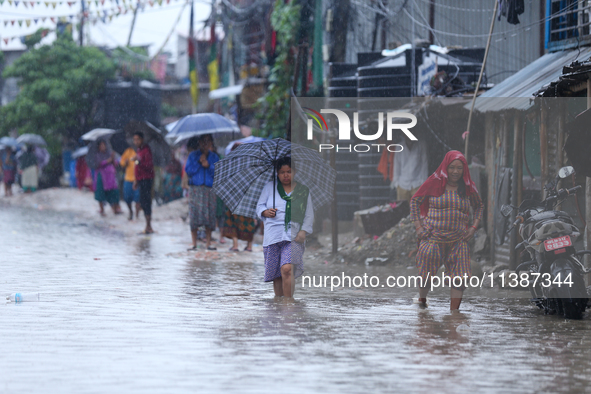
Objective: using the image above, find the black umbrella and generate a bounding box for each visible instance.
[213,138,336,219]
[124,120,172,167]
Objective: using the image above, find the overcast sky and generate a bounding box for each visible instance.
[0,0,212,62]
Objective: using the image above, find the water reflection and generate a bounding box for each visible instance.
[2,205,591,393]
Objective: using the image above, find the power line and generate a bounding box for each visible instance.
[401,0,578,39]
[415,0,496,13]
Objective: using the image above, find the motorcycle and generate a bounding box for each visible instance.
[501,166,590,319]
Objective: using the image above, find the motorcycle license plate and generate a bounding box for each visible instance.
[544,235,572,252]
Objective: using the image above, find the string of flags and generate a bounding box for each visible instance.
[0,0,183,45]
[0,0,179,7]
[0,0,180,21]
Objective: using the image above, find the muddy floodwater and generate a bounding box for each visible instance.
[2,205,591,393]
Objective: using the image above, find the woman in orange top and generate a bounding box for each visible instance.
[120,146,141,220]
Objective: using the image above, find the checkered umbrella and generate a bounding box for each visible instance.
[213,138,336,219]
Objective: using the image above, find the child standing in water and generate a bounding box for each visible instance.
[257,157,314,299]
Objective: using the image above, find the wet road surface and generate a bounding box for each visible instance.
[1,206,591,393]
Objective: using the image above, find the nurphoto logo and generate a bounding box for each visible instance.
[303,107,418,152]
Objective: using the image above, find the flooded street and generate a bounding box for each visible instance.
[2,205,591,393]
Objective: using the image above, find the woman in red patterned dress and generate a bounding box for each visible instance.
[410,151,484,310]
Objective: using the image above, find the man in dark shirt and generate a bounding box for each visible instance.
[132,132,155,234]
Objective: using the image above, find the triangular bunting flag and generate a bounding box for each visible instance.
[11,20,15,26]
[14,1,19,6]
[3,38,9,45]
[52,2,56,8]
[41,17,46,22]
[30,1,34,6]
[3,21,8,27]
[23,1,28,7]
[44,1,49,6]
[25,19,31,27]
[50,17,56,23]
[17,20,22,26]
[148,1,153,6]
[8,0,13,5]
[34,18,38,24]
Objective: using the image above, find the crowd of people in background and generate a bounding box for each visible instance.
[0,145,42,195]
[0,132,262,254]
[1,132,319,299]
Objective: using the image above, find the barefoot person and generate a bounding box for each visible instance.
[222,143,257,252]
[1,147,16,197]
[132,132,155,234]
[410,150,483,310]
[257,157,314,299]
[120,145,141,220]
[18,145,39,194]
[93,140,122,216]
[185,135,220,250]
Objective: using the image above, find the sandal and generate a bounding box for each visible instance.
[187,246,198,251]
[243,247,253,252]
[207,246,217,251]
[229,247,240,252]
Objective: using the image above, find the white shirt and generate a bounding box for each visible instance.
[391,138,429,190]
[256,181,314,247]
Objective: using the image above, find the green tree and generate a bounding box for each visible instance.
[0,34,116,140]
[254,0,300,139]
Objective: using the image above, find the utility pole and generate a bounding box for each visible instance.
[411,3,415,97]
[429,0,435,44]
[330,0,350,62]
[79,0,85,46]
[127,1,140,46]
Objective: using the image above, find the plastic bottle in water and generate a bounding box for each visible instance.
[6,293,40,302]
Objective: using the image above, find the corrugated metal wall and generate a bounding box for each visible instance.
[344,0,543,84]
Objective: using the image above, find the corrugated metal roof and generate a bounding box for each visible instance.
[469,47,591,112]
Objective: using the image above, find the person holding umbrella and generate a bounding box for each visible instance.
[185,134,220,251]
[257,157,314,299]
[1,146,17,196]
[92,139,122,216]
[214,139,336,296]
[132,132,155,234]
[18,145,39,193]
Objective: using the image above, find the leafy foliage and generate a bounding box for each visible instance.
[0,34,116,140]
[22,28,51,49]
[254,0,300,139]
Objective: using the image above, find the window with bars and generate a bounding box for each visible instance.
[546,0,591,50]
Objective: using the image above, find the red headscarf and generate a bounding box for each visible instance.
[412,150,478,217]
